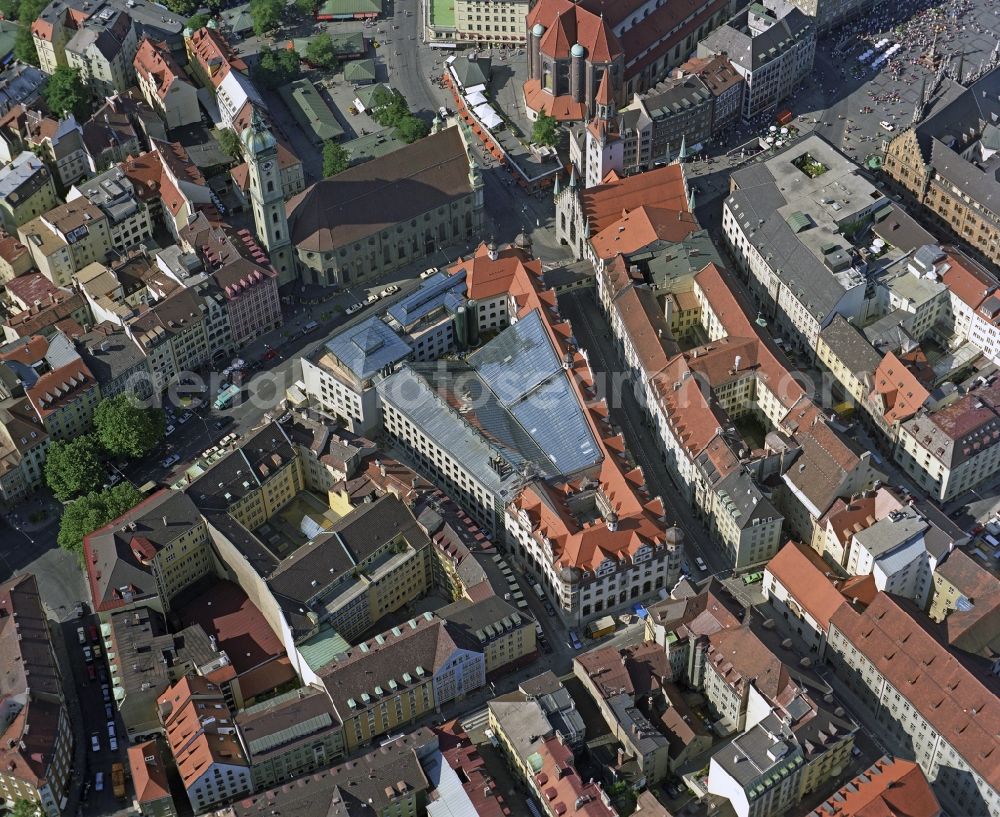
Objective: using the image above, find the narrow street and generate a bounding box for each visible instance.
[557,288,729,579]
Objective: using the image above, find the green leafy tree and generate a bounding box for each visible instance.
[322,141,349,176]
[13,26,36,64]
[44,436,105,501]
[250,0,283,36]
[186,11,211,29]
[10,800,40,817]
[93,395,165,459]
[531,112,559,147]
[43,66,92,121]
[13,0,47,65]
[165,0,199,14]
[217,127,243,158]
[254,45,300,89]
[294,0,314,17]
[370,86,410,128]
[396,115,429,144]
[304,34,337,70]
[57,483,144,559]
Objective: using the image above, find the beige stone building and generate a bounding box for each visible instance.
[286,126,483,287]
[134,37,200,129]
[83,490,217,613]
[126,288,209,392]
[65,10,138,100]
[0,151,58,232]
[235,687,344,789]
[815,314,882,405]
[895,379,1000,501]
[127,739,178,817]
[20,199,112,287]
[828,592,1000,817]
[883,70,1000,267]
[453,0,529,45]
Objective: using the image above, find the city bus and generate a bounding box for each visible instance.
[213,384,241,410]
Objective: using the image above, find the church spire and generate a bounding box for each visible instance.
[595,71,614,121]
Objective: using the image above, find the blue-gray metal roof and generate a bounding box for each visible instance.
[387,271,467,327]
[467,311,600,474]
[378,306,602,496]
[508,372,599,473]
[468,310,561,406]
[377,364,526,498]
[323,316,412,380]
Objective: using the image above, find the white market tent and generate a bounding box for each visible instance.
[474,103,503,129]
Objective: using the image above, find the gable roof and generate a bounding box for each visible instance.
[831,592,1000,792]
[83,490,203,612]
[287,127,472,252]
[765,541,846,630]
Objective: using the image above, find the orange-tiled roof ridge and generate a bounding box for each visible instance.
[26,359,94,418]
[869,351,930,425]
[589,205,699,260]
[187,26,247,87]
[579,164,688,234]
[529,0,622,63]
[536,734,616,817]
[595,70,612,106]
[134,37,190,99]
[807,756,941,817]
[127,740,171,804]
[158,675,248,788]
[765,541,847,630]
[939,246,998,313]
[522,80,588,121]
[448,241,538,301]
[831,592,1000,793]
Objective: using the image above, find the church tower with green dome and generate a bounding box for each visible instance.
[243,110,294,287]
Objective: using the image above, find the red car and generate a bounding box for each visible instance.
[88,624,99,642]
[262,349,278,362]
[86,665,97,682]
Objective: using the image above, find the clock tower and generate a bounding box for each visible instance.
[242,110,295,287]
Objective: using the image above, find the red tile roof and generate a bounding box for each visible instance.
[442,740,508,817]
[807,756,941,817]
[830,593,1000,792]
[187,27,247,87]
[174,580,287,677]
[589,205,699,260]
[578,164,687,234]
[449,241,538,301]
[524,79,587,122]
[135,37,191,100]
[497,244,669,573]
[535,735,615,817]
[26,360,95,418]
[869,352,930,425]
[127,740,171,804]
[765,541,846,630]
[528,0,622,63]
[522,81,588,122]
[5,272,59,309]
[158,676,248,788]
[820,489,903,547]
[940,248,998,313]
[573,641,670,699]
